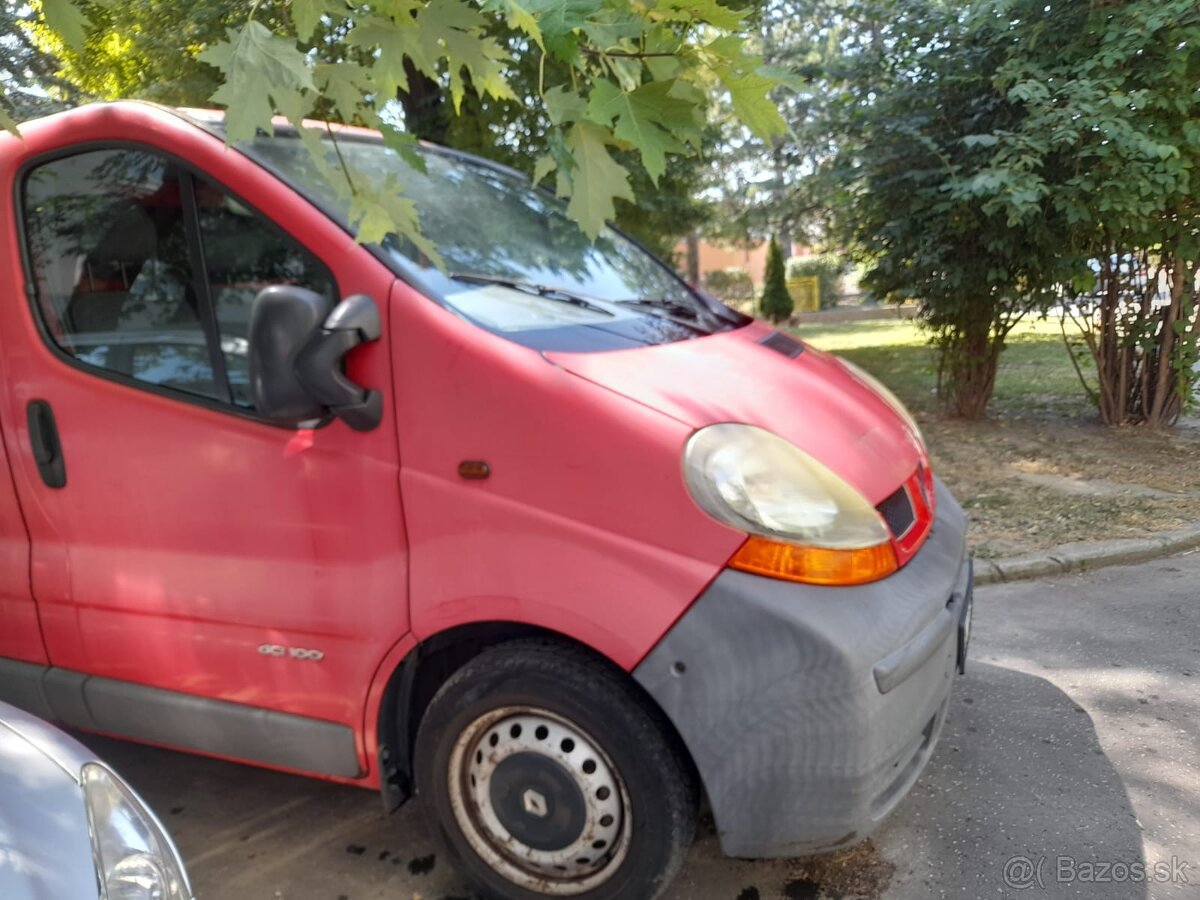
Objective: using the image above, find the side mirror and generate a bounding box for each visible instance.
[248,286,383,432]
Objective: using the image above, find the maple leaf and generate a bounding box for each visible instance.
[315,62,373,121]
[715,65,789,141]
[544,85,586,125]
[291,0,329,41]
[347,16,433,97]
[563,121,634,239]
[348,177,443,267]
[522,0,592,59]
[199,22,316,142]
[532,153,557,186]
[586,79,698,183]
[654,0,746,30]
[416,0,514,110]
[41,0,89,50]
[581,8,643,51]
[380,123,427,173]
[481,0,543,49]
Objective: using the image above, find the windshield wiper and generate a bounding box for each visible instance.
[613,297,722,333]
[447,272,612,314]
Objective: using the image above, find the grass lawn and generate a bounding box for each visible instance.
[791,317,1200,558]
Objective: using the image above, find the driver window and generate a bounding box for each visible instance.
[22,149,219,399]
[22,148,338,411]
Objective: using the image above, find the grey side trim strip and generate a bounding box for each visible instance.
[872,609,955,694]
[0,659,361,778]
[0,658,55,720]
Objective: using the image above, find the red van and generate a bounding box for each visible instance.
[0,102,972,900]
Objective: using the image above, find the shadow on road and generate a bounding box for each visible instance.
[874,660,1147,900]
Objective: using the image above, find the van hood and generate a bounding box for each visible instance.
[546,320,923,506]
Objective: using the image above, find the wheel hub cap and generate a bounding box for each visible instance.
[448,707,631,895]
[490,752,587,850]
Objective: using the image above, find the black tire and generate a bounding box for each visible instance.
[413,640,697,900]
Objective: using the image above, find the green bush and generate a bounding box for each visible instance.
[760,239,793,322]
[703,267,755,303]
[785,254,848,310]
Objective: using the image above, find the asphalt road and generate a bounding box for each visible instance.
[81,552,1200,900]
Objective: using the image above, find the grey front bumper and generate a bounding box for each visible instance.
[634,478,971,858]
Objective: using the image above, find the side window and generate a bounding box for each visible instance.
[22,148,338,411]
[22,149,219,399]
[193,177,336,407]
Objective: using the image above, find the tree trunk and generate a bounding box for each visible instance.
[1077,247,1196,428]
[772,148,792,260]
[939,302,1002,419]
[397,62,449,144]
[685,231,700,285]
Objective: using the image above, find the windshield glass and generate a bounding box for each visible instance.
[238,134,706,334]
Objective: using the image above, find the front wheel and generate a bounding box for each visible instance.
[414,641,696,900]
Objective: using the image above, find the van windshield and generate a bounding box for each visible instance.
[235,132,745,349]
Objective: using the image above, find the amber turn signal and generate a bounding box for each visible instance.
[728,535,898,586]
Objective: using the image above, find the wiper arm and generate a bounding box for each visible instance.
[447,272,611,314]
[613,297,721,333]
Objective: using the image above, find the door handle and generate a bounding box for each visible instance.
[26,400,66,488]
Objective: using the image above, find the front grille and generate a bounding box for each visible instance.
[878,485,916,538]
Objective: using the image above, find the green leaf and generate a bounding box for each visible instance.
[198,22,316,142]
[380,123,428,173]
[653,0,746,30]
[604,57,642,93]
[544,130,575,196]
[532,153,557,185]
[417,0,514,111]
[347,17,430,97]
[563,121,634,239]
[714,65,787,141]
[586,80,695,183]
[481,0,544,49]
[581,8,644,49]
[701,34,746,61]
[523,0,592,59]
[756,65,809,93]
[42,0,90,50]
[0,108,18,137]
[544,85,586,125]
[348,175,443,267]
[291,0,332,41]
[314,63,374,122]
[962,134,1000,148]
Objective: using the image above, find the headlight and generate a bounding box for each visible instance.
[837,357,925,449]
[684,424,897,585]
[82,763,192,900]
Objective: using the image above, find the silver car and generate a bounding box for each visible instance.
[0,701,193,900]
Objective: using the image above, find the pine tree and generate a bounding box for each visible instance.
[760,238,793,323]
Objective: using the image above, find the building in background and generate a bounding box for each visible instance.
[675,237,805,289]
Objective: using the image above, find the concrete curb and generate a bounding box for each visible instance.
[973,524,1200,585]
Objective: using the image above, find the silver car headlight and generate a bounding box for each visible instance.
[81,763,192,900]
[683,423,890,549]
[683,424,898,584]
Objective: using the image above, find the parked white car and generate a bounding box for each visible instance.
[0,700,193,900]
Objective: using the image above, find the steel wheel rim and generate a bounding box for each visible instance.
[447,705,632,895]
